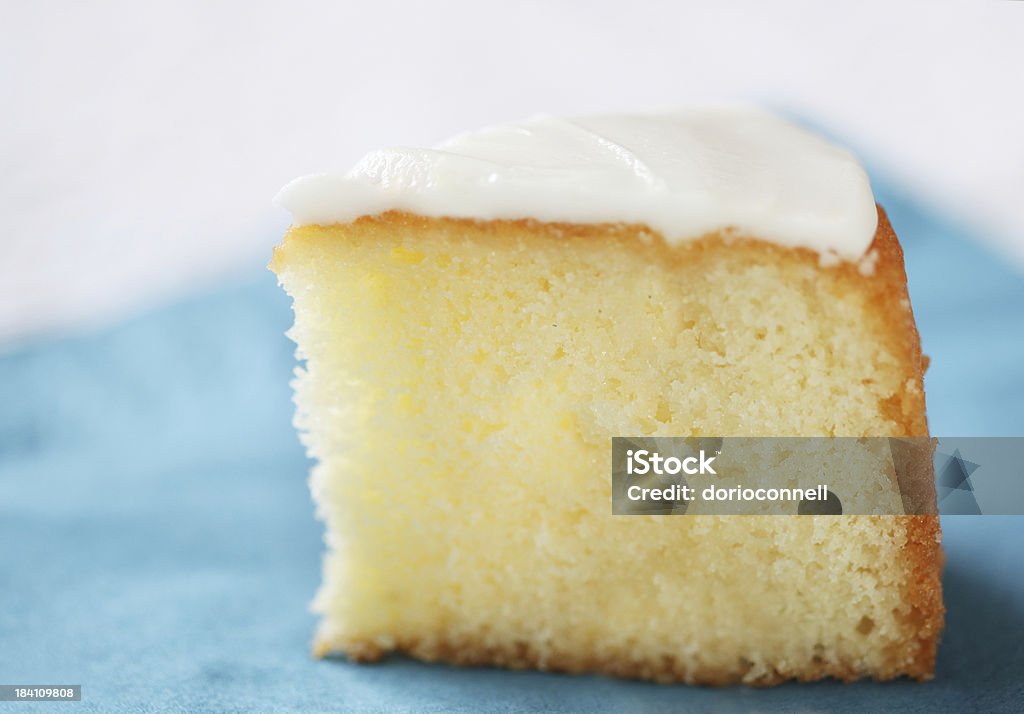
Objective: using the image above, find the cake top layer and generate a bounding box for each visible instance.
[276,107,878,259]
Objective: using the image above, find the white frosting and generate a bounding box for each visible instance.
[276,107,878,259]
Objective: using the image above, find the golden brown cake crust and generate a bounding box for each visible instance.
[293,206,944,685]
[860,209,945,680]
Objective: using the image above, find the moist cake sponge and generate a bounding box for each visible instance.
[270,207,943,685]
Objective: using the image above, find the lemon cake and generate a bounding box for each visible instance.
[271,108,943,685]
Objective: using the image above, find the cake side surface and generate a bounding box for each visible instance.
[271,207,943,685]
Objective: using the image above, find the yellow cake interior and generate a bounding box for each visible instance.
[271,210,941,684]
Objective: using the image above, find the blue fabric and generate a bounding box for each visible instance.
[2,179,1023,713]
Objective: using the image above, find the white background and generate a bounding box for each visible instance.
[2,0,1022,347]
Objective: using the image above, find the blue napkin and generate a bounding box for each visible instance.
[2,178,1022,713]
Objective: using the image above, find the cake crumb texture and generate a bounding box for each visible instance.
[271,208,943,685]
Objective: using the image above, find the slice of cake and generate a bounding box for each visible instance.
[271,108,943,685]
